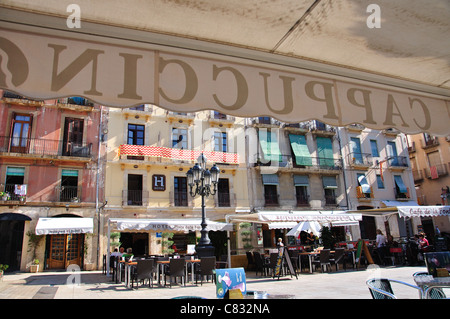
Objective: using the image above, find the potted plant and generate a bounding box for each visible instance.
[0,264,8,280]
[26,231,43,272]
[0,191,9,201]
[240,222,253,250]
[161,232,175,255]
[30,259,39,273]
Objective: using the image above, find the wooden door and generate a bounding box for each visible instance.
[48,234,83,269]
[62,118,84,156]
[9,114,32,153]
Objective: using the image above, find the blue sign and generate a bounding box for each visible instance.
[215,268,246,298]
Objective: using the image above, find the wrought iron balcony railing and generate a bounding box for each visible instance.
[0,136,92,158]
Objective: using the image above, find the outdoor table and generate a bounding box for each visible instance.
[413,275,450,299]
[124,261,137,289]
[156,259,201,286]
[298,250,356,273]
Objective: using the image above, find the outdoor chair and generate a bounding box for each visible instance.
[109,255,118,282]
[312,249,331,272]
[267,253,279,277]
[413,271,447,299]
[253,252,270,276]
[131,259,154,289]
[329,248,346,271]
[164,258,186,288]
[366,278,422,299]
[246,252,255,271]
[195,257,216,285]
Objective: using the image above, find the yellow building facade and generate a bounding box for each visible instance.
[101,105,250,257]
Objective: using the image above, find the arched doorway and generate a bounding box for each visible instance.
[0,213,31,271]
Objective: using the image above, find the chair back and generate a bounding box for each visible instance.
[136,259,154,280]
[367,278,395,299]
[333,248,345,262]
[199,257,216,276]
[246,252,254,264]
[413,271,446,299]
[169,258,185,276]
[253,252,264,267]
[268,253,278,268]
[319,249,331,263]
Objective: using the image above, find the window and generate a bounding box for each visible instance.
[376,175,384,189]
[357,173,372,199]
[127,124,145,160]
[172,128,188,149]
[10,113,32,153]
[61,169,79,202]
[174,177,187,206]
[316,136,334,167]
[350,137,363,164]
[217,178,230,207]
[294,175,309,206]
[63,118,84,156]
[127,124,144,145]
[127,174,143,205]
[214,131,227,152]
[387,141,399,166]
[322,176,337,205]
[264,185,278,206]
[214,112,227,120]
[5,167,25,200]
[370,140,379,157]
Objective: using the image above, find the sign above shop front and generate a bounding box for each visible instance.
[0,26,448,136]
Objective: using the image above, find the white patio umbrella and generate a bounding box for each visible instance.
[286,221,321,237]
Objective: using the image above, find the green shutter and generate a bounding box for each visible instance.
[62,169,79,177]
[289,134,312,166]
[394,175,407,193]
[316,137,334,167]
[258,130,282,162]
[6,167,25,176]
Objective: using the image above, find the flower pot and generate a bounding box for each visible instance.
[30,264,39,273]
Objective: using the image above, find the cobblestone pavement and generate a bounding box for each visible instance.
[0,265,429,299]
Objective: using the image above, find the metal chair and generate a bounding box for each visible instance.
[195,257,216,285]
[164,258,186,288]
[329,248,346,271]
[312,249,331,272]
[253,252,270,277]
[413,271,447,299]
[131,259,154,289]
[366,278,422,299]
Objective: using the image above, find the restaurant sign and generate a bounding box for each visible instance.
[0,27,449,135]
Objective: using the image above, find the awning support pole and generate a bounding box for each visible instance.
[106,219,111,276]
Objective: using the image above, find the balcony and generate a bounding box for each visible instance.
[412,169,424,182]
[55,186,82,202]
[122,190,149,206]
[119,145,239,165]
[386,156,409,170]
[423,163,448,179]
[421,136,439,149]
[254,153,342,172]
[1,184,27,204]
[0,136,92,159]
[347,152,374,170]
[356,186,374,201]
[394,187,410,200]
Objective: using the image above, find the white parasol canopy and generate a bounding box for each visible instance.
[287,221,322,237]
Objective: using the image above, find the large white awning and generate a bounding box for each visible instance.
[108,218,233,232]
[0,2,449,135]
[397,206,450,218]
[35,217,94,235]
[227,210,362,224]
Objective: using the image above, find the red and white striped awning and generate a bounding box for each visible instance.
[119,144,239,164]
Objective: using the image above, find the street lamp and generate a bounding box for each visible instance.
[186,153,219,257]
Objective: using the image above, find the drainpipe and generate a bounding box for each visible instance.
[95,105,103,270]
[337,128,350,210]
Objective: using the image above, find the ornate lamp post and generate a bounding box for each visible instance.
[186,153,220,257]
